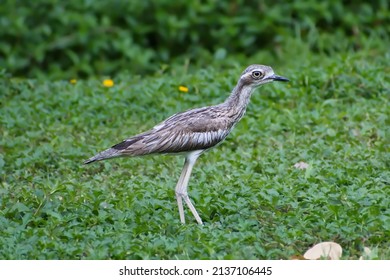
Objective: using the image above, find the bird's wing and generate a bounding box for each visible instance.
[84,105,234,164]
[114,105,234,155]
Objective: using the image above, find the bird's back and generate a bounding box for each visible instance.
[84,104,237,164]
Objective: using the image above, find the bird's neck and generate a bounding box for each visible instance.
[223,82,255,121]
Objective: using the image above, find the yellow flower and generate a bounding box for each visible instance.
[178,86,188,92]
[103,79,114,87]
[70,79,77,84]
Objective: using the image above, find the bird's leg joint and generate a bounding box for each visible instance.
[175,189,188,198]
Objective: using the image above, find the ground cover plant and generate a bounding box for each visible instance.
[1,35,389,259]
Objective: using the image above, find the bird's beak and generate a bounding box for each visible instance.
[270,74,289,82]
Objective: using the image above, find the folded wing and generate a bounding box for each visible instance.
[84,105,233,164]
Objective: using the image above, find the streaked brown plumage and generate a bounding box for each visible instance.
[84,64,289,225]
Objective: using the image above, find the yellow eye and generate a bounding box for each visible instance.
[252,71,263,79]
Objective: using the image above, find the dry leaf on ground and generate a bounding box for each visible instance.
[303,242,342,260]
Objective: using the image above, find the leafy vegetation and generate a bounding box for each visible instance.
[0,1,389,260]
[0,0,389,78]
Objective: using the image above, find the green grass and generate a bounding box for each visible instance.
[0,41,389,259]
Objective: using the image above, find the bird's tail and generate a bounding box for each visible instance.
[83,148,122,164]
[83,133,150,164]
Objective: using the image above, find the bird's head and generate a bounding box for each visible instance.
[239,64,289,88]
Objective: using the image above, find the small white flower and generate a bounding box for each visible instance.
[294,161,309,170]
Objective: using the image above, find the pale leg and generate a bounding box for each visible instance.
[175,151,203,225]
[175,163,187,224]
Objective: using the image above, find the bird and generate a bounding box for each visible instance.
[84,64,289,225]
